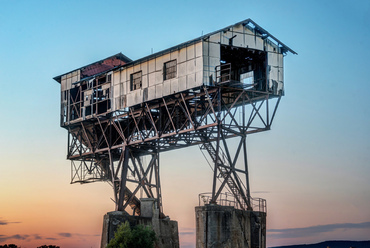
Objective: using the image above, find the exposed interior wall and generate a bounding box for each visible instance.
[202,23,284,94]
[60,70,80,124]
[112,41,203,110]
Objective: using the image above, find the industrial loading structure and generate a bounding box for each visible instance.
[53,18,296,248]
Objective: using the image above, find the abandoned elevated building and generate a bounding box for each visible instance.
[54,18,295,248]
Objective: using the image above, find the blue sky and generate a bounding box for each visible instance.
[0,1,369,247]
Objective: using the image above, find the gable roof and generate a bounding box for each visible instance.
[53,18,296,83]
[112,18,296,70]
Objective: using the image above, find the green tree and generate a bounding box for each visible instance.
[107,221,156,248]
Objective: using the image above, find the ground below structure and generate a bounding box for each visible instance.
[101,198,179,248]
[196,205,266,248]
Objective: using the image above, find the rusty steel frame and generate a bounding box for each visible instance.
[64,85,281,215]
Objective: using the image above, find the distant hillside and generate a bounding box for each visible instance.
[271,240,370,248]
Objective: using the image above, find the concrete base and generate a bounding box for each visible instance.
[195,205,266,248]
[101,199,179,248]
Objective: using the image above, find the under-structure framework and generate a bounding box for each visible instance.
[54,19,296,216]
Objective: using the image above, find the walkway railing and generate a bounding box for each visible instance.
[198,192,266,213]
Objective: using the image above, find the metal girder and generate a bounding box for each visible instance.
[65,85,281,214]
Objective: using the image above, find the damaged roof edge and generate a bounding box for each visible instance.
[53,18,297,84]
[53,53,132,83]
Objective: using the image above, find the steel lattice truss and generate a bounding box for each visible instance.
[66,85,281,215]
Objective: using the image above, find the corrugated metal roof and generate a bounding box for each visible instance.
[53,53,131,83]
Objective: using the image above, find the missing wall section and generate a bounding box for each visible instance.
[219,45,267,92]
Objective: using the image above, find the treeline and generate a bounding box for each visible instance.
[0,245,60,248]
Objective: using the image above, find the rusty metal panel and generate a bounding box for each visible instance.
[120,82,126,96]
[209,42,220,58]
[178,62,186,77]
[178,47,187,63]
[147,85,156,101]
[133,63,140,73]
[155,84,162,98]
[113,71,120,85]
[209,32,221,43]
[202,41,209,57]
[232,23,244,33]
[142,74,148,88]
[170,50,179,61]
[187,74,196,88]
[120,70,126,83]
[148,59,156,73]
[278,53,284,83]
[255,36,264,50]
[233,33,244,47]
[186,59,196,75]
[221,31,233,45]
[126,67,133,81]
[66,77,72,89]
[113,84,120,98]
[170,78,179,93]
[195,57,203,71]
[61,79,67,91]
[114,97,120,110]
[245,34,257,50]
[195,42,202,58]
[155,56,164,71]
[196,71,203,86]
[267,52,284,94]
[141,61,148,75]
[265,40,280,53]
[155,71,163,84]
[163,80,171,96]
[126,92,134,107]
[187,44,195,60]
[178,76,187,92]
[148,72,156,87]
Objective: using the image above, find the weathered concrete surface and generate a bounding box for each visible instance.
[195,205,266,248]
[101,199,179,248]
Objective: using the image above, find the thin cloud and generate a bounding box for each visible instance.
[0,234,30,242]
[46,237,58,240]
[33,234,43,240]
[58,233,72,238]
[0,218,21,225]
[268,221,370,238]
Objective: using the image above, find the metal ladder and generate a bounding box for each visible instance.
[199,139,240,199]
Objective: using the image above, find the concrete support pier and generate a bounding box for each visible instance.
[101,198,179,248]
[195,205,266,248]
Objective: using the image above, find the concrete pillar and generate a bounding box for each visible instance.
[101,199,179,248]
[195,205,266,248]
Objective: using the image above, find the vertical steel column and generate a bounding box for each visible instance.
[117,148,130,211]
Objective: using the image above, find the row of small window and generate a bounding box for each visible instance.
[130,59,177,91]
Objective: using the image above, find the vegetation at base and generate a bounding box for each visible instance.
[107,221,157,248]
[37,246,60,248]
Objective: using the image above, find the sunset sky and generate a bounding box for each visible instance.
[1,1,369,248]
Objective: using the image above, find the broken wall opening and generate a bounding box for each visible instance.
[220,45,267,91]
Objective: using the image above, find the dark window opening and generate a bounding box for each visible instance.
[130,71,142,91]
[163,60,177,80]
[219,45,267,91]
